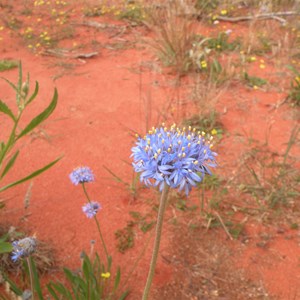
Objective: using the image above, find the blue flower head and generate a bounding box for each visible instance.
[69,166,94,185]
[82,201,102,218]
[11,237,37,262]
[131,124,217,195]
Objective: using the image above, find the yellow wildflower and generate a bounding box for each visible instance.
[220,9,227,15]
[211,129,218,135]
[200,60,207,69]
[101,272,111,279]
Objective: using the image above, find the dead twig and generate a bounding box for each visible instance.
[214,11,300,25]
[214,211,233,241]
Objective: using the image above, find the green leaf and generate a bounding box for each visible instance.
[26,81,39,107]
[1,150,19,179]
[114,266,121,291]
[46,285,61,300]
[17,88,58,140]
[0,156,62,192]
[0,241,13,253]
[0,100,16,121]
[119,290,130,300]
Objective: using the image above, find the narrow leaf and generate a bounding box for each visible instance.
[1,275,23,295]
[0,156,62,192]
[119,290,130,300]
[0,100,16,121]
[26,81,39,107]
[1,150,19,179]
[17,88,58,140]
[114,267,121,291]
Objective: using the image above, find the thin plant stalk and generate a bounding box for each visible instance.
[142,184,170,300]
[82,183,109,263]
[26,257,35,300]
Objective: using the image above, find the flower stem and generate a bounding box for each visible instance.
[142,184,170,300]
[82,183,109,263]
[26,257,35,300]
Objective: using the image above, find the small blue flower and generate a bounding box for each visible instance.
[82,201,102,218]
[11,237,37,262]
[131,124,217,195]
[69,166,94,185]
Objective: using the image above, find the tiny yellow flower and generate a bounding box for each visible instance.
[295,76,300,83]
[35,43,41,47]
[212,15,218,20]
[0,26,4,31]
[216,44,221,49]
[44,36,51,41]
[28,44,33,49]
[250,56,256,62]
[200,60,207,69]
[259,64,266,69]
[220,9,227,15]
[211,129,218,135]
[253,85,258,90]
[101,272,110,279]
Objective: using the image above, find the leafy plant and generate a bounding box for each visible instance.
[183,110,223,134]
[0,62,61,255]
[47,253,129,300]
[207,32,240,52]
[243,71,267,88]
[239,126,300,208]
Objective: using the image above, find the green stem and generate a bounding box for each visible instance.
[82,183,109,263]
[26,257,35,300]
[142,184,170,300]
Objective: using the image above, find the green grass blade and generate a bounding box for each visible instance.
[17,88,58,140]
[0,156,62,192]
[1,150,19,179]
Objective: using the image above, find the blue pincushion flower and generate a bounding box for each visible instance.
[69,166,94,185]
[11,237,37,262]
[131,124,217,195]
[82,201,102,218]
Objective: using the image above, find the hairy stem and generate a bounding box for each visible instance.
[142,184,170,300]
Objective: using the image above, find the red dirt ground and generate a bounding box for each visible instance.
[0,2,300,299]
